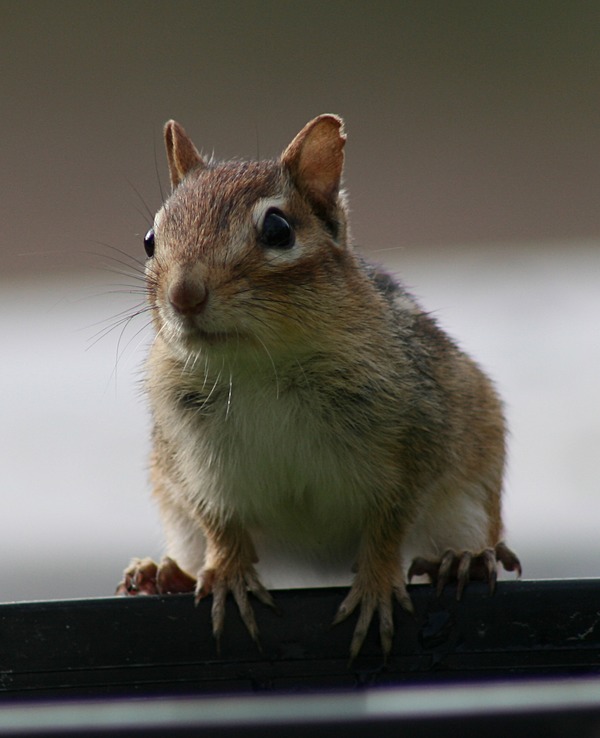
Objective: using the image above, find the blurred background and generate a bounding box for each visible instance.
[1,1,599,601]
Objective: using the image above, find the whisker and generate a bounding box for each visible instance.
[91,265,147,284]
[255,123,261,162]
[86,242,147,272]
[115,317,153,363]
[68,287,147,314]
[248,299,312,331]
[96,286,148,297]
[85,301,149,333]
[86,306,153,350]
[193,363,224,417]
[239,317,284,397]
[226,368,233,419]
[125,177,156,223]
[101,313,152,392]
[202,355,210,391]
[153,135,166,206]
[183,348,198,375]
[367,244,405,255]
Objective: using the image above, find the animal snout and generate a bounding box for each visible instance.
[168,278,208,316]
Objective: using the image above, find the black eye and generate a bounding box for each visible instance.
[144,228,155,258]
[260,209,294,250]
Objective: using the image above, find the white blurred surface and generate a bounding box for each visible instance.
[1,240,599,602]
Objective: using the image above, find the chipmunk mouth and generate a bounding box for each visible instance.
[176,321,246,349]
[194,328,236,345]
[163,310,230,344]
[162,308,255,352]
[173,323,228,345]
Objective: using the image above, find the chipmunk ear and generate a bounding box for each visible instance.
[281,114,346,209]
[164,120,206,189]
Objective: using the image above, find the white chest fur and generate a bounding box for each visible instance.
[160,366,374,564]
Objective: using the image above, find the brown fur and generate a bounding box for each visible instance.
[117,115,520,660]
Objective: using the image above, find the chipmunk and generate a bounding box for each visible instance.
[117,114,521,660]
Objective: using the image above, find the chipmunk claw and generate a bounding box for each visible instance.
[116,557,159,595]
[408,541,521,599]
[195,565,276,648]
[333,580,414,662]
[333,589,387,663]
[116,556,197,596]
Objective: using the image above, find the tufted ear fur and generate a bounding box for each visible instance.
[164,120,206,189]
[280,114,346,210]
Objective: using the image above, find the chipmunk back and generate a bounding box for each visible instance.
[118,115,520,659]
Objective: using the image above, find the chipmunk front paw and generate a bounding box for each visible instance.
[332,575,414,662]
[195,563,276,647]
[116,556,196,596]
[408,541,522,599]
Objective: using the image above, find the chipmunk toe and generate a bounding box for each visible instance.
[334,579,413,662]
[116,556,196,596]
[195,563,273,649]
[408,542,521,599]
[116,557,159,596]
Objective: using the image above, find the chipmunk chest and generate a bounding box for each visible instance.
[220,387,336,488]
[177,378,367,536]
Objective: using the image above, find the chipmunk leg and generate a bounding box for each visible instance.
[195,519,276,648]
[408,541,522,599]
[333,515,412,661]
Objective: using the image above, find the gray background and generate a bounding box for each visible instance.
[1,1,599,600]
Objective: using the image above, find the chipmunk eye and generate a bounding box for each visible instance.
[143,228,155,258]
[260,209,295,250]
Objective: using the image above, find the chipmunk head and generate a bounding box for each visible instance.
[144,115,352,362]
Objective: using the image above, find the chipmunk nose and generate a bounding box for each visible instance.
[168,278,208,316]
